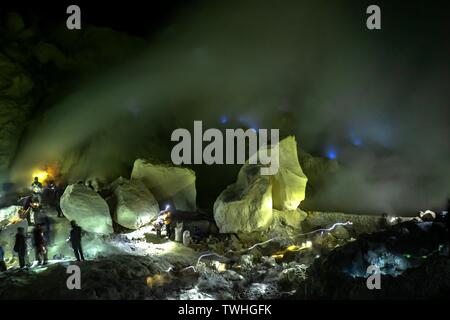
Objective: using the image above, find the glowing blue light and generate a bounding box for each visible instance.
[327,147,337,160]
[220,115,228,124]
[352,137,363,146]
[349,129,363,146]
[237,115,259,131]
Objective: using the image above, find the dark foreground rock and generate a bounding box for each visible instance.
[295,219,450,299]
[0,255,196,300]
[296,255,450,299]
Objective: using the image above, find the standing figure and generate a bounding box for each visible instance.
[31,177,43,204]
[0,242,6,272]
[55,184,64,218]
[164,212,173,239]
[32,224,48,265]
[14,227,27,269]
[69,220,85,261]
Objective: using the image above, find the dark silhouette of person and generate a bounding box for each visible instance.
[0,242,6,272]
[69,220,85,261]
[55,184,64,218]
[46,181,64,217]
[14,227,27,268]
[19,196,33,224]
[41,215,52,245]
[32,224,48,265]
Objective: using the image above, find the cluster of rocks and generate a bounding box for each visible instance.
[60,159,197,234]
[299,217,449,299]
[170,253,308,300]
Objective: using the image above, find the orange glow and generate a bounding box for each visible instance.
[271,241,313,260]
[31,165,59,184]
[32,169,49,182]
[146,274,167,288]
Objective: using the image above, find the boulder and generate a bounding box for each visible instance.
[331,225,350,240]
[247,136,308,211]
[213,165,273,233]
[213,136,308,233]
[419,210,436,222]
[270,136,308,211]
[111,177,160,229]
[60,183,113,234]
[272,208,307,229]
[0,206,20,224]
[131,159,196,211]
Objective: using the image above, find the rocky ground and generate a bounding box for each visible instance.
[1,199,449,300]
[0,197,358,299]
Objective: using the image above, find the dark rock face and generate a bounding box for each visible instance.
[0,12,145,186]
[0,255,175,299]
[298,220,450,299]
[0,52,35,178]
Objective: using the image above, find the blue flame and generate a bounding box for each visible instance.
[349,129,363,146]
[352,137,363,146]
[326,146,338,160]
[220,115,229,124]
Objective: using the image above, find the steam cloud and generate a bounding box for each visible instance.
[11,0,450,214]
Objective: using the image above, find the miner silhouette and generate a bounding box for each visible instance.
[69,220,85,261]
[14,227,27,269]
[33,224,48,265]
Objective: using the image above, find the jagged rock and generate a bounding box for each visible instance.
[303,211,381,235]
[213,165,273,233]
[85,176,105,192]
[131,159,196,211]
[331,225,350,240]
[272,208,307,229]
[419,210,436,222]
[270,136,308,211]
[111,177,160,230]
[213,136,308,233]
[0,206,20,223]
[60,183,113,234]
[278,264,308,289]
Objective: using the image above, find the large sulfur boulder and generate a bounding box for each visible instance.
[111,177,160,229]
[214,165,273,233]
[249,136,307,211]
[213,136,309,234]
[270,136,308,211]
[60,183,113,234]
[131,159,196,211]
[272,208,307,230]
